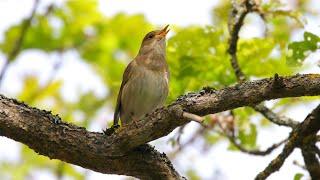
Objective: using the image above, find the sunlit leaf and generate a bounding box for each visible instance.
[293,173,303,180]
[287,32,320,66]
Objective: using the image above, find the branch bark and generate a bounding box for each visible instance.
[301,143,320,179]
[0,96,182,179]
[227,0,298,128]
[255,104,320,180]
[0,73,319,178]
[253,103,298,127]
[228,0,319,179]
[227,134,287,156]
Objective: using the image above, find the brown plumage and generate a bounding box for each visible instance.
[113,25,170,126]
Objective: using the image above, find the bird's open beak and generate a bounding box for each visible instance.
[156,25,170,39]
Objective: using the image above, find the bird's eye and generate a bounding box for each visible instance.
[147,34,154,39]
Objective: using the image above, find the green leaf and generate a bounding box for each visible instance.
[287,32,320,66]
[293,173,303,180]
[238,37,292,77]
[238,123,257,148]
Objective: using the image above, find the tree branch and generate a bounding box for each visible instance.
[0,96,182,179]
[0,74,319,178]
[301,143,320,179]
[253,103,299,128]
[255,104,320,180]
[228,1,319,179]
[227,134,287,156]
[0,0,39,86]
[228,0,257,81]
[227,0,298,128]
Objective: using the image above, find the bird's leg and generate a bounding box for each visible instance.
[112,124,120,129]
[103,124,120,136]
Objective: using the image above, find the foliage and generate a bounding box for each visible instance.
[293,173,304,180]
[287,32,320,66]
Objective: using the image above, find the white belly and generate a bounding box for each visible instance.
[120,68,168,124]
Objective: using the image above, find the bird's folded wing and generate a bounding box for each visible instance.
[113,60,136,126]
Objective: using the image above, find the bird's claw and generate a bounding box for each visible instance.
[112,124,120,129]
[50,115,61,124]
[103,124,120,136]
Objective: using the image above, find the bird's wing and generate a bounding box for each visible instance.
[113,60,135,126]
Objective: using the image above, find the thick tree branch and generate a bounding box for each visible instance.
[0,74,319,178]
[301,143,320,179]
[300,116,320,179]
[229,1,319,179]
[255,104,320,180]
[111,74,320,154]
[0,97,182,179]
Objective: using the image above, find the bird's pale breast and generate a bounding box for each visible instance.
[120,65,168,124]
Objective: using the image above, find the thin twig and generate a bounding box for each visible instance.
[216,121,287,156]
[255,104,320,180]
[228,0,254,81]
[0,0,40,86]
[227,0,297,128]
[176,125,185,145]
[183,112,204,123]
[253,103,299,128]
[293,160,307,170]
[169,126,206,158]
[228,135,287,156]
[255,134,297,179]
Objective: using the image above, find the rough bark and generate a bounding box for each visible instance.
[0,95,182,179]
[228,0,320,179]
[0,73,319,178]
[255,104,320,180]
[301,144,320,179]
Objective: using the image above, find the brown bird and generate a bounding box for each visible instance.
[113,25,170,127]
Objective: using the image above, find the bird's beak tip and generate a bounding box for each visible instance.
[157,25,170,38]
[163,24,169,31]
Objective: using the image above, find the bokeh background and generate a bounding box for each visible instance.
[0,0,319,179]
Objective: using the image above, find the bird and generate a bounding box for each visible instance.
[113,25,170,128]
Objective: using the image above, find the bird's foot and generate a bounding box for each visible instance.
[103,124,120,136]
[50,115,61,124]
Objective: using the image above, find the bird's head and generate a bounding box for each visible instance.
[138,25,170,55]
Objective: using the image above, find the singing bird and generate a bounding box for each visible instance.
[113,25,170,127]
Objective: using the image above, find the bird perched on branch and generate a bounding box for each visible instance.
[112,25,170,129]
